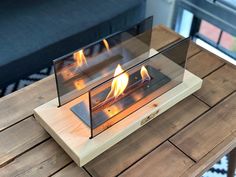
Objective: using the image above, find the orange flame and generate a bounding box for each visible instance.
[106,64,129,99]
[74,79,86,90]
[105,106,120,117]
[103,39,110,51]
[73,50,87,67]
[141,66,151,82]
[61,68,74,80]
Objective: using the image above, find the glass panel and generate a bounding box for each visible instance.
[69,38,189,138]
[199,20,221,43]
[54,17,153,106]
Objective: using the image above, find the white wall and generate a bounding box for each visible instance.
[145,0,176,27]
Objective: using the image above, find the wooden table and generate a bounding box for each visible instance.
[0,25,235,177]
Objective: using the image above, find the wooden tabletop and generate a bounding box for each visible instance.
[0,25,235,177]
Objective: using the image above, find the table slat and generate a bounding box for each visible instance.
[194,64,236,106]
[150,25,180,50]
[187,42,202,58]
[0,76,56,131]
[181,133,236,177]
[120,141,194,177]
[186,51,224,78]
[52,163,90,177]
[0,116,49,167]
[170,92,236,161]
[0,139,72,177]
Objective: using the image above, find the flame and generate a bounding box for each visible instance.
[106,64,129,99]
[141,66,151,82]
[61,68,74,80]
[73,50,87,67]
[74,79,86,90]
[103,39,110,51]
[105,105,120,117]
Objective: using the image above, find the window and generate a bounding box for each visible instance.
[173,0,236,65]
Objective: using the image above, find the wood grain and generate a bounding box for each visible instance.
[0,117,49,166]
[0,139,72,177]
[84,96,208,177]
[170,92,236,161]
[150,25,181,50]
[120,141,194,177]
[186,51,224,78]
[187,42,202,59]
[194,64,236,106]
[180,132,236,177]
[0,75,56,131]
[52,163,90,177]
[158,25,202,58]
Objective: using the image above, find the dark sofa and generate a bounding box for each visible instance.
[0,0,146,88]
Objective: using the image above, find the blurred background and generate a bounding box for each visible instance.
[146,0,236,65]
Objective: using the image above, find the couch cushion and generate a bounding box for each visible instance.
[0,0,144,66]
[0,0,145,87]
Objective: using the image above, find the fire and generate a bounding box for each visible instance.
[61,68,74,80]
[73,50,87,67]
[103,39,110,51]
[105,106,120,117]
[141,66,151,82]
[106,64,129,99]
[74,79,86,90]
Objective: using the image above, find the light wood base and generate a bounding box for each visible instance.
[34,68,202,167]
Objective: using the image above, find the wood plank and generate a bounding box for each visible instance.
[0,75,56,131]
[187,42,202,59]
[84,96,209,177]
[147,96,209,136]
[0,139,72,177]
[120,141,194,177]
[0,116,49,167]
[186,51,225,78]
[170,92,236,161]
[52,163,90,177]
[158,25,202,58]
[180,132,236,177]
[150,25,181,50]
[194,64,236,106]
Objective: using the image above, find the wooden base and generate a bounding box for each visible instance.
[34,50,202,167]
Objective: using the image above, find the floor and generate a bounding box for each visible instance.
[202,156,235,177]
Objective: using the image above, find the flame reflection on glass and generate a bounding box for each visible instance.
[106,64,129,100]
[73,50,87,67]
[105,105,120,118]
[61,68,74,80]
[74,79,86,90]
[103,39,110,51]
[141,65,151,82]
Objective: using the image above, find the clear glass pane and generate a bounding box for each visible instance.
[54,17,153,106]
[87,38,190,137]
